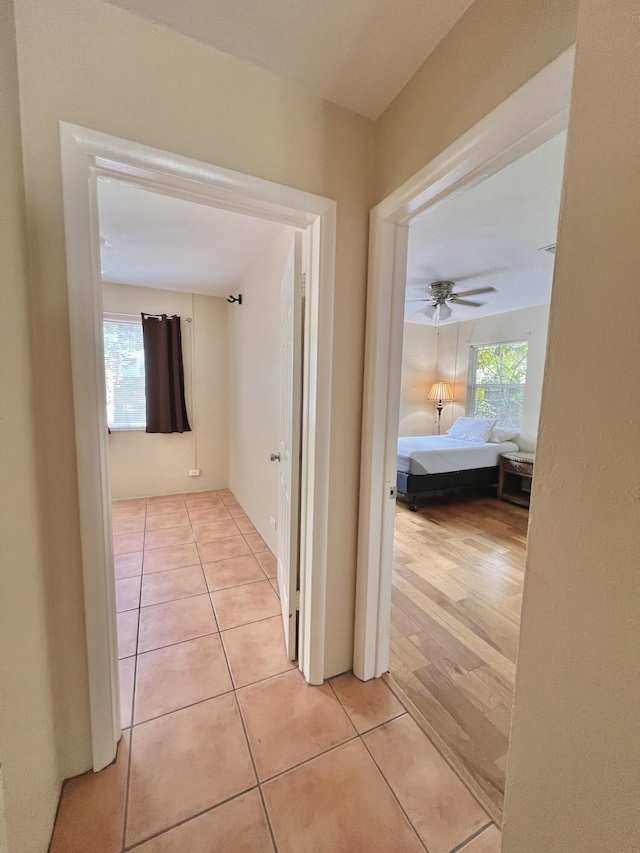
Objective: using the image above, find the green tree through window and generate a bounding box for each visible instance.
[467,341,528,428]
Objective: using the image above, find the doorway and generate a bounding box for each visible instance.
[60,123,336,771]
[354,48,575,822]
[388,128,566,817]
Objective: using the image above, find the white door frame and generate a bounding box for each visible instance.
[59,123,336,770]
[354,47,575,681]
[277,232,304,659]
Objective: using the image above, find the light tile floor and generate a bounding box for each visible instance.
[49,489,501,852]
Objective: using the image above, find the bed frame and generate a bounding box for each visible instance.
[397,466,499,512]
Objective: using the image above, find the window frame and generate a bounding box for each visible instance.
[465,338,529,428]
[103,312,147,432]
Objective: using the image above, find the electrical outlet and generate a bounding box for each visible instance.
[189,469,200,477]
[270,516,277,530]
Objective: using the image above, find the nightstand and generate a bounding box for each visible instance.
[498,451,535,508]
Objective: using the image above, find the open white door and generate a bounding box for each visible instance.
[275,232,303,659]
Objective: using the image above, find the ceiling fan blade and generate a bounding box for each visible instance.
[453,286,497,298]
[439,303,453,320]
[454,298,484,308]
[424,304,437,319]
[443,267,506,284]
[406,298,431,303]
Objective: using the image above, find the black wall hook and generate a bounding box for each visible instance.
[227,294,243,305]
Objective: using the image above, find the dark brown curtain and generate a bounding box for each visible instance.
[141,314,191,434]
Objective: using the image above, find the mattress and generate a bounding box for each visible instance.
[397,435,520,476]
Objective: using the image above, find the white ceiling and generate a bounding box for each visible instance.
[97,178,288,294]
[101,0,474,119]
[405,132,567,326]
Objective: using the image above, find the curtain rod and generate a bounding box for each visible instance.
[106,311,192,322]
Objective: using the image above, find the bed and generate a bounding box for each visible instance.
[397,434,519,511]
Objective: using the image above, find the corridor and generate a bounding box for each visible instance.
[49,490,501,852]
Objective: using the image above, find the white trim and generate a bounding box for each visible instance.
[354,47,575,680]
[60,124,336,769]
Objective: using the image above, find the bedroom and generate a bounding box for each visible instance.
[389,131,566,819]
[95,172,308,747]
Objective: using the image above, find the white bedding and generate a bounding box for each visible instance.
[397,435,519,476]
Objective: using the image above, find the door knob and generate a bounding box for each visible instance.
[270,453,281,462]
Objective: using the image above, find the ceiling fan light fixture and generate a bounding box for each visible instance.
[408,278,498,324]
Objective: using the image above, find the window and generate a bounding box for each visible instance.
[103,317,146,430]
[467,340,528,428]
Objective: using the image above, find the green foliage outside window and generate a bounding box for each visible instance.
[468,341,528,428]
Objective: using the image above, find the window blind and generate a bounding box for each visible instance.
[103,318,146,430]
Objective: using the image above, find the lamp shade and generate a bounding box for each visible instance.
[428,382,453,402]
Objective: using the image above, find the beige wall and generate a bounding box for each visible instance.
[0,1,61,851]
[373,0,579,203]
[0,769,8,853]
[10,0,634,847]
[503,2,640,849]
[103,283,228,499]
[437,305,550,449]
[228,230,295,554]
[398,323,437,437]
[13,0,373,776]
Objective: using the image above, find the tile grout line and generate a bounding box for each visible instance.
[357,728,429,852]
[449,821,495,853]
[256,787,279,853]
[128,575,273,615]
[325,678,497,853]
[118,608,287,665]
[215,607,281,634]
[205,492,282,852]
[127,677,233,729]
[324,679,430,850]
[132,627,220,658]
[218,490,273,562]
[182,504,221,637]
[120,694,394,789]
[120,494,215,849]
[126,543,143,719]
[215,491,280,853]
[235,670,359,777]
[230,656,297,693]
[148,581,239,608]
[261,734,359,787]
[120,497,146,852]
[232,690,280,853]
[123,784,260,852]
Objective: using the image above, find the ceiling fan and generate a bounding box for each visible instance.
[407,280,496,320]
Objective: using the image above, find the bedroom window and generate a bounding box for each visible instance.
[103,316,146,430]
[467,341,528,428]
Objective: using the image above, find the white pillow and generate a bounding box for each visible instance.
[447,417,497,442]
[488,426,520,443]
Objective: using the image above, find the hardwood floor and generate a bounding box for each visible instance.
[389,490,528,821]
